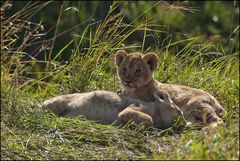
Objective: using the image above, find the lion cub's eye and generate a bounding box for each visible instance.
[135,69,142,74]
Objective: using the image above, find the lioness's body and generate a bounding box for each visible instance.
[115,50,225,127]
[35,90,183,128]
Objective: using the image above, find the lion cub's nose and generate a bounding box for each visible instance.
[125,80,132,84]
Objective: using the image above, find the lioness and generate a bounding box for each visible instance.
[33,90,184,128]
[115,50,225,128]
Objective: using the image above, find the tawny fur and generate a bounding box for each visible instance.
[115,50,225,128]
[34,90,183,128]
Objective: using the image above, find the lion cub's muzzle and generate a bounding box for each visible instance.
[123,79,137,88]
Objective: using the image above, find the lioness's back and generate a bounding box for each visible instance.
[41,91,136,124]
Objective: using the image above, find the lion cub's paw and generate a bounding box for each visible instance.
[118,109,153,127]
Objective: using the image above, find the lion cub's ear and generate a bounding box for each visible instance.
[142,52,159,71]
[115,50,128,67]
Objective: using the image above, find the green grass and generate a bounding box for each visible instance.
[1,1,239,160]
[1,52,238,160]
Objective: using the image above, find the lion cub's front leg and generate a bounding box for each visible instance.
[118,104,153,127]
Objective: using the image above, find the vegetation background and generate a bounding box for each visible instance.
[1,1,239,160]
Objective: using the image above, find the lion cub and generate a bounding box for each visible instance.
[33,90,183,128]
[115,50,225,128]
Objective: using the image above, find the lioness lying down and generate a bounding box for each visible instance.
[115,50,225,128]
[33,90,184,128]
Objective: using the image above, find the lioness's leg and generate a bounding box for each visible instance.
[32,96,71,116]
[193,106,223,127]
[118,105,153,127]
[185,100,223,128]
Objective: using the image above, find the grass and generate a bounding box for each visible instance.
[1,1,239,160]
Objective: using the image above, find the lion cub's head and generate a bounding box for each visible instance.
[115,50,159,90]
